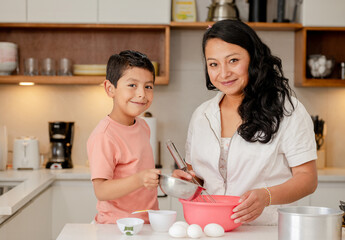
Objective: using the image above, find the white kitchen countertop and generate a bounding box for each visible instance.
[57,223,345,240]
[0,166,172,224]
[0,166,344,225]
[317,168,345,182]
[0,166,92,224]
[57,224,276,240]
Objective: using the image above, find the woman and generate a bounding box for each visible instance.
[173,20,317,225]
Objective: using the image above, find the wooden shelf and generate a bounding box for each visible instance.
[0,22,305,86]
[295,78,345,87]
[0,23,170,85]
[0,75,167,85]
[170,21,303,31]
[1,22,302,30]
[0,23,169,29]
[294,27,345,87]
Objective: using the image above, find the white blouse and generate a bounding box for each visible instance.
[185,92,317,225]
[219,137,231,192]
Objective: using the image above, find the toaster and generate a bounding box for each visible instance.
[13,136,40,170]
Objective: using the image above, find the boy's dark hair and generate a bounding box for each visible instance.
[106,50,155,87]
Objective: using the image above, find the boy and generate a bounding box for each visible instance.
[87,50,161,224]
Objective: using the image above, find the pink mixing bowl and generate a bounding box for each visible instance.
[179,195,242,232]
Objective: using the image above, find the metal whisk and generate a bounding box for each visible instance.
[166,139,216,203]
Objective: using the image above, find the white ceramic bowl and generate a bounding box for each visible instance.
[116,218,144,236]
[0,42,18,75]
[149,210,177,232]
[307,54,334,78]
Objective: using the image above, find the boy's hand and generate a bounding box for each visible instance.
[138,169,161,190]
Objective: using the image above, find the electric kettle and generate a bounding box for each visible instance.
[13,136,40,170]
[207,0,240,22]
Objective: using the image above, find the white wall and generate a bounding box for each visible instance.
[1,29,345,169]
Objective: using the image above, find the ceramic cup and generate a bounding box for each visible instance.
[149,210,177,232]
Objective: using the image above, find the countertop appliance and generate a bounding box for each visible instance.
[13,136,40,170]
[46,122,74,169]
[207,0,240,22]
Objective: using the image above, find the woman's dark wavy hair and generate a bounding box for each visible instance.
[202,20,294,143]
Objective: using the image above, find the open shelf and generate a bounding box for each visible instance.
[295,27,345,87]
[170,21,303,31]
[297,78,345,87]
[0,75,167,85]
[0,23,170,85]
[0,22,307,85]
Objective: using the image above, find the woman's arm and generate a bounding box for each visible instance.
[231,160,318,223]
[92,168,161,201]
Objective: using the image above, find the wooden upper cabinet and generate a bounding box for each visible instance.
[294,27,345,87]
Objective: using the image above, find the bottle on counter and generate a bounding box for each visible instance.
[341,62,345,80]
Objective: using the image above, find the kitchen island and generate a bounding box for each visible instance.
[57,223,345,240]
[1,166,345,240]
[1,166,345,220]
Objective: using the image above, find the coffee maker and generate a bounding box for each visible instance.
[46,122,74,169]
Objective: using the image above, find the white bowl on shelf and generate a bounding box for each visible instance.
[307,54,334,78]
[0,42,18,75]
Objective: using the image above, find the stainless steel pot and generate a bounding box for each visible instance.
[278,206,343,240]
[206,0,239,22]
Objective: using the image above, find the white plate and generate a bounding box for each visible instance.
[73,64,106,70]
[0,125,8,171]
[73,69,106,76]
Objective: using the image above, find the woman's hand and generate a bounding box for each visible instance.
[172,169,196,181]
[138,169,161,190]
[231,188,270,224]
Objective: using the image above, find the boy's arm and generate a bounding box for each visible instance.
[92,168,161,201]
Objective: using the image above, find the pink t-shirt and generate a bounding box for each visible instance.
[87,116,158,224]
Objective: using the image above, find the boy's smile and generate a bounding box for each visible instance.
[106,67,154,126]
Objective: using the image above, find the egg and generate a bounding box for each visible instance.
[169,224,187,238]
[173,221,189,229]
[318,65,326,74]
[187,224,203,239]
[318,56,326,65]
[204,223,225,237]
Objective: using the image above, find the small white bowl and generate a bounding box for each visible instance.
[149,210,177,232]
[116,218,144,236]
